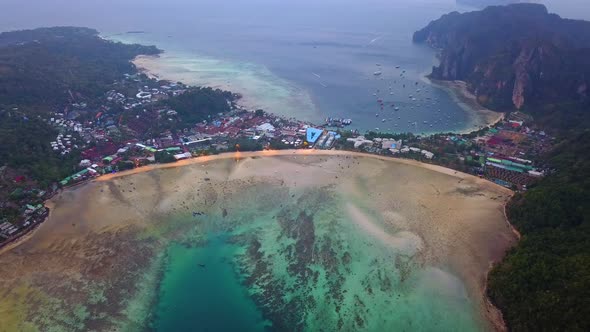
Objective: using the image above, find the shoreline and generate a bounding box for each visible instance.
[94,149,510,191]
[425,77,505,134]
[131,48,517,328]
[131,53,321,123]
[1,149,517,331]
[134,52,504,136]
[92,149,518,332]
[133,54,162,80]
[4,41,515,330]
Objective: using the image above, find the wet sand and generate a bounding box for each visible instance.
[0,151,516,331]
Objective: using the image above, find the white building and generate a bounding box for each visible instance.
[347,136,374,148]
[257,123,275,132]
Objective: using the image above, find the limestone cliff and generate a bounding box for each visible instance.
[413,4,590,111]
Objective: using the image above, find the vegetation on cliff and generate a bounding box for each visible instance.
[413,4,590,111]
[415,4,590,330]
[488,130,590,331]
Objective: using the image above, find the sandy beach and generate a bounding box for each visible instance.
[134,54,161,80]
[0,151,516,331]
[132,54,321,123]
[427,78,505,133]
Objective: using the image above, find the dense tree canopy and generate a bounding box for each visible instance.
[159,87,234,128]
[488,128,590,331]
[0,112,79,186]
[0,27,160,108]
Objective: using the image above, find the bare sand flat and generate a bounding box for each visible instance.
[0,151,516,331]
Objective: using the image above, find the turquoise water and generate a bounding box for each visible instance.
[153,236,269,332]
[150,183,482,331]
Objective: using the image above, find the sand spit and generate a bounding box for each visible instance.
[0,151,516,331]
[132,54,320,122]
[134,54,161,80]
[345,202,424,256]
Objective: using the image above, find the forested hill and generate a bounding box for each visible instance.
[413,4,590,115]
[416,4,590,331]
[0,27,160,110]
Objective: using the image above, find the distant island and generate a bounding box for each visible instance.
[415,4,590,331]
[456,0,537,8]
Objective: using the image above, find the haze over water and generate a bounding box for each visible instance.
[1,0,585,133]
[0,1,479,133]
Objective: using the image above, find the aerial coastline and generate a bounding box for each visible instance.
[1,0,588,330]
[134,52,504,135]
[131,52,322,123]
[0,23,556,332]
[427,79,506,134]
[0,151,517,331]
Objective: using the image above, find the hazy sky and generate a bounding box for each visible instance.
[0,0,588,33]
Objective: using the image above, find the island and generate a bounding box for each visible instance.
[456,0,534,8]
[0,9,588,330]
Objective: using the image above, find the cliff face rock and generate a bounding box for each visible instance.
[414,4,590,110]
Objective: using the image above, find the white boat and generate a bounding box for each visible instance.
[374,71,382,76]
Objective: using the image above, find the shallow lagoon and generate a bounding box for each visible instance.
[0,152,516,331]
[152,172,482,331]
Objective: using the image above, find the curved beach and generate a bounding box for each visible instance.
[0,151,517,331]
[426,79,505,134]
[132,54,321,123]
